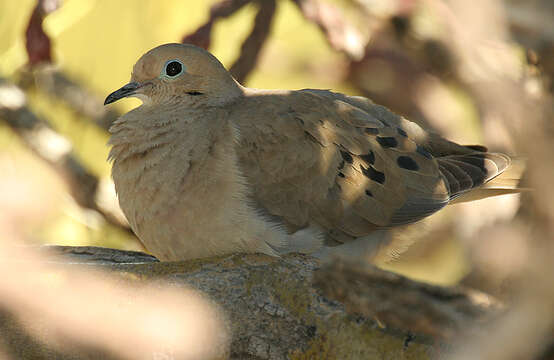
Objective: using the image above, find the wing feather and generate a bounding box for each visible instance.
[231,88,512,243]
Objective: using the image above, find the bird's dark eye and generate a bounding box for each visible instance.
[165,60,183,77]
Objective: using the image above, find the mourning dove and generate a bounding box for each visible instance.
[104,43,519,261]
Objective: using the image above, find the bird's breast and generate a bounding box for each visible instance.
[109,114,254,259]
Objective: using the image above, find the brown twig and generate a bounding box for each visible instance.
[181,0,252,49]
[229,0,277,83]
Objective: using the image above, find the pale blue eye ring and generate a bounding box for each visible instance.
[162,59,185,78]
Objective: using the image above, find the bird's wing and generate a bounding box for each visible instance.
[231,88,510,242]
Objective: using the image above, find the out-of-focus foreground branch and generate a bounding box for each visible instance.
[0,244,229,360]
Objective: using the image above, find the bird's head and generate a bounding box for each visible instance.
[104,43,242,107]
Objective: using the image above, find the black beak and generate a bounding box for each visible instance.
[104,82,142,105]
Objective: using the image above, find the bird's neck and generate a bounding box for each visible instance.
[108,104,225,164]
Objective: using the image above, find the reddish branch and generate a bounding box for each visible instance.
[25,0,61,66]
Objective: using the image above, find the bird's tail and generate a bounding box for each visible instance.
[449,157,528,204]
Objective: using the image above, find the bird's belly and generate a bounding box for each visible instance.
[114,160,261,261]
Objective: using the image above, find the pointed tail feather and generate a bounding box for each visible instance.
[448,157,527,204]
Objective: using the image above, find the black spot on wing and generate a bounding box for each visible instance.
[397,156,419,171]
[364,128,379,135]
[376,136,398,148]
[365,189,373,197]
[397,127,408,137]
[360,151,375,165]
[416,145,433,159]
[464,144,488,152]
[340,151,353,164]
[360,165,385,184]
[338,172,345,178]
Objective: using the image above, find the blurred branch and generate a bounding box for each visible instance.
[291,0,366,60]
[17,67,119,131]
[0,78,131,235]
[229,0,276,83]
[25,0,60,66]
[314,259,503,340]
[181,0,251,49]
